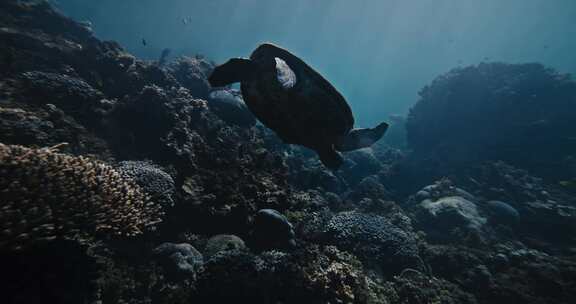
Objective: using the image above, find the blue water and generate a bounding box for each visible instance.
[55,0,576,128]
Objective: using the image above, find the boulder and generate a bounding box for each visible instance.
[251,209,296,251]
[205,234,246,259]
[416,196,486,232]
[208,89,256,127]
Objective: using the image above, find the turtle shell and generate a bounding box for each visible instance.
[240,43,354,150]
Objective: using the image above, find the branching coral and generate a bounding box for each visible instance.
[0,143,162,251]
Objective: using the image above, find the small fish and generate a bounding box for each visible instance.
[142,38,147,46]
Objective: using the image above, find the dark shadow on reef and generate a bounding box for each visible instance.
[1,1,576,304]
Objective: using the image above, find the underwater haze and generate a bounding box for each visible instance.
[55,0,576,127]
[3,1,576,303]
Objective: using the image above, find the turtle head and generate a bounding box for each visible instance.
[208,58,258,87]
[335,122,389,151]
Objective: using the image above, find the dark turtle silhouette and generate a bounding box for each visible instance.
[208,43,388,169]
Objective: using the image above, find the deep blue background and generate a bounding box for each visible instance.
[54,0,576,127]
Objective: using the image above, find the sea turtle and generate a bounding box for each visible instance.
[208,43,388,169]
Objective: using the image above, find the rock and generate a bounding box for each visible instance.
[323,210,421,275]
[251,209,296,251]
[491,253,509,269]
[466,264,493,288]
[484,200,520,225]
[205,234,246,259]
[415,189,431,201]
[455,188,476,202]
[410,179,474,203]
[208,89,256,127]
[153,243,203,279]
[416,196,486,232]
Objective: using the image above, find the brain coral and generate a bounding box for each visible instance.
[117,160,175,208]
[0,143,162,251]
[324,211,421,275]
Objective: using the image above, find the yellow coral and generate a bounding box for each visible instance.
[0,143,162,251]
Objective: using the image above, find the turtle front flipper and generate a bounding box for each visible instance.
[335,122,389,151]
[208,58,258,87]
[316,145,344,170]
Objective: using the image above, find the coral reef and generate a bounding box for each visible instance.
[406,62,576,181]
[17,71,105,126]
[166,55,214,99]
[1,2,576,304]
[194,245,387,303]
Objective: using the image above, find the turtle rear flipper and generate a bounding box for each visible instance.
[208,58,258,87]
[316,146,344,170]
[335,122,389,151]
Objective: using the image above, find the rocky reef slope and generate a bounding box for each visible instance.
[1,2,575,304]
